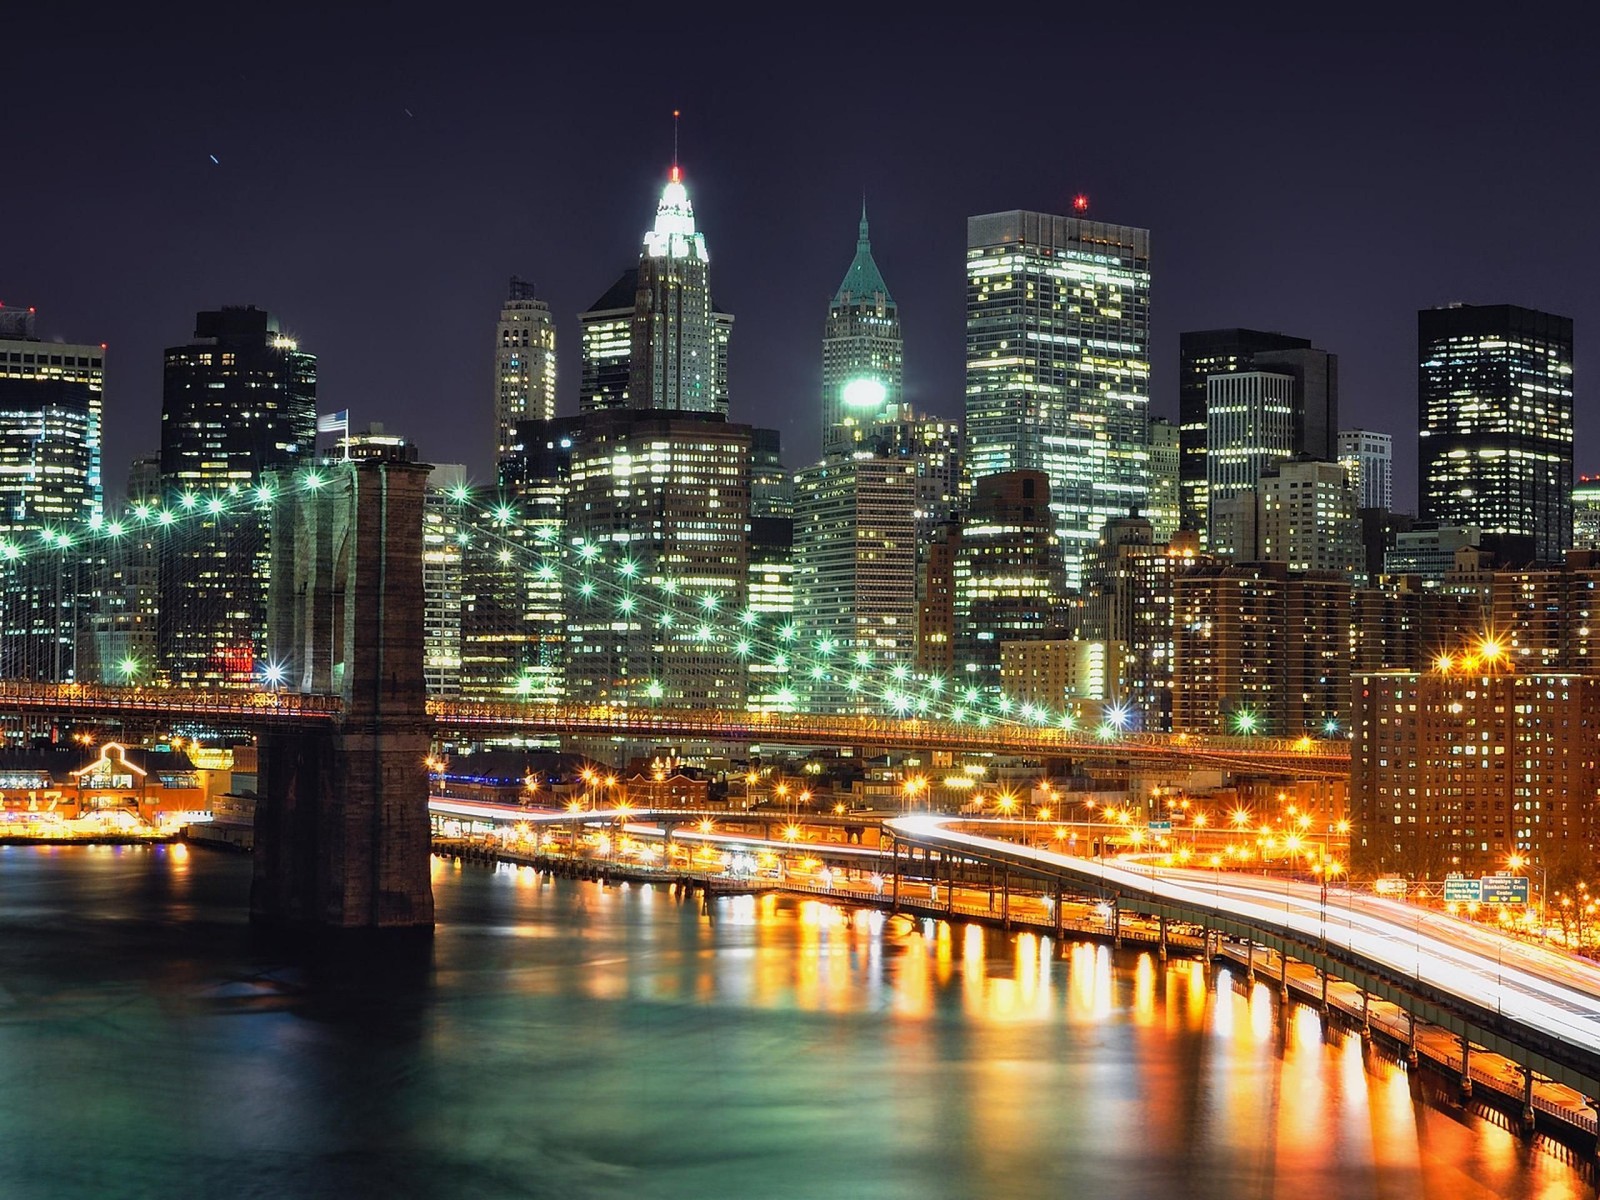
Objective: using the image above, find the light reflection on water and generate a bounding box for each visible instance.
[0,846,1589,1200]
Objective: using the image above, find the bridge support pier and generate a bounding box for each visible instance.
[1278,946,1289,997]
[1459,1034,1473,1097]
[251,457,435,932]
[946,855,955,915]
[1319,965,1329,1015]
[1158,915,1167,961]
[1521,1066,1537,1134]
[1112,899,1122,948]
[1361,987,1371,1039]
[1001,865,1010,930]
[1406,1011,1419,1067]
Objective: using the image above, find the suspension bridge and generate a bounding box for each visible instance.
[0,455,1351,927]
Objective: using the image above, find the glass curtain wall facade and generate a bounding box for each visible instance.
[157,307,315,687]
[966,211,1151,589]
[0,311,104,681]
[1418,304,1574,563]
[1177,329,1310,539]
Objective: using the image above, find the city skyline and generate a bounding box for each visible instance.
[7,10,1597,502]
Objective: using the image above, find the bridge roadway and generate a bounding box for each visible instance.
[886,814,1600,1099]
[0,682,1352,775]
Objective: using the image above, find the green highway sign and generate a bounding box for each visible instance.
[1443,877,1482,903]
[1480,875,1531,904]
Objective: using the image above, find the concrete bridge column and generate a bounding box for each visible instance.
[251,457,435,931]
[1521,1066,1537,1133]
[1459,1034,1473,1097]
[1158,915,1167,961]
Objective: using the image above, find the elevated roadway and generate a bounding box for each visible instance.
[886,814,1600,1099]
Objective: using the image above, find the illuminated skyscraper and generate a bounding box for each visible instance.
[0,305,104,680]
[493,277,555,459]
[563,410,751,708]
[952,471,1065,694]
[158,306,316,686]
[1338,428,1393,512]
[1204,370,1297,530]
[629,163,731,414]
[794,454,919,713]
[822,205,903,453]
[1178,329,1312,537]
[966,210,1151,588]
[1419,304,1574,563]
[423,464,468,697]
[1146,417,1180,542]
[579,270,638,413]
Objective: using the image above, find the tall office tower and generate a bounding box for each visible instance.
[1251,347,1339,462]
[1353,667,1599,880]
[1256,459,1361,575]
[564,410,751,708]
[475,414,585,701]
[1178,329,1311,537]
[822,205,903,454]
[750,427,793,518]
[81,456,162,683]
[158,306,316,686]
[1338,429,1393,512]
[952,471,1065,694]
[794,454,919,713]
[746,515,796,711]
[628,163,731,414]
[1419,304,1574,564]
[423,465,468,697]
[1172,561,1350,735]
[857,414,965,542]
[1574,478,1600,550]
[1204,371,1297,530]
[1079,516,1201,732]
[579,270,639,412]
[0,306,105,680]
[493,277,556,459]
[966,210,1151,589]
[1146,417,1181,542]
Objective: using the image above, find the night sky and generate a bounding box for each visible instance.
[10,8,1596,505]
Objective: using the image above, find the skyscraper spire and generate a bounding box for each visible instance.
[834,198,892,304]
[822,203,903,453]
[671,109,680,183]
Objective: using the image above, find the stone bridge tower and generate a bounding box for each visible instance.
[250,451,435,930]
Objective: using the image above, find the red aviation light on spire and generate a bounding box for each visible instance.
[670,108,681,182]
[1072,193,1090,213]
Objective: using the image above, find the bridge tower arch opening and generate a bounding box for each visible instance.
[250,454,435,930]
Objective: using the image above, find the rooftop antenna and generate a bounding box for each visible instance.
[671,109,681,182]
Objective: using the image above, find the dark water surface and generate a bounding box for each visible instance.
[0,845,1590,1200]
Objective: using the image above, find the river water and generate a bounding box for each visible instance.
[0,844,1589,1199]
